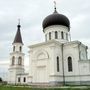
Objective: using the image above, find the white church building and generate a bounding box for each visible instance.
[8,5,90,85]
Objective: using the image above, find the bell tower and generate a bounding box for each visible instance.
[8,22,25,84]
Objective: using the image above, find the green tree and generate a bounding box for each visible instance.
[0,77,2,82]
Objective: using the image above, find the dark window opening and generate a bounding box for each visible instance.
[13,46,15,52]
[18,77,20,82]
[45,34,47,41]
[61,31,64,39]
[49,32,51,40]
[23,77,26,82]
[12,56,15,65]
[66,33,68,40]
[18,57,22,65]
[57,56,59,72]
[68,57,73,72]
[55,31,58,39]
[20,46,22,52]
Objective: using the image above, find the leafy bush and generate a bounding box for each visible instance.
[0,77,2,82]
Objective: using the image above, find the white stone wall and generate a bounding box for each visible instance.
[29,41,65,83]
[8,70,17,84]
[29,43,51,83]
[79,61,90,75]
[10,53,24,67]
[28,40,90,85]
[16,74,28,84]
[80,45,87,60]
[64,43,79,76]
[44,25,69,43]
[8,43,25,84]
[12,43,23,52]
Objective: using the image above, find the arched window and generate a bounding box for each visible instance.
[23,77,26,82]
[68,57,73,72]
[55,31,58,39]
[12,56,15,65]
[45,34,47,41]
[57,56,59,72]
[49,32,51,40]
[18,77,20,82]
[61,31,64,39]
[20,46,22,52]
[18,57,22,65]
[13,46,15,52]
[66,33,68,40]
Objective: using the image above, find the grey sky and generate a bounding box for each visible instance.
[0,0,90,73]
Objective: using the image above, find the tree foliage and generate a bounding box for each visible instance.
[0,77,2,82]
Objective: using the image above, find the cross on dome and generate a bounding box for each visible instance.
[54,1,57,13]
[17,19,21,29]
[54,1,56,10]
[18,19,20,25]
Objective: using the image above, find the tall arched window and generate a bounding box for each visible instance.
[13,46,15,52]
[68,57,73,72]
[66,33,68,40]
[45,34,47,41]
[61,31,64,39]
[23,77,26,82]
[57,56,59,72]
[12,56,15,65]
[18,77,20,82]
[20,46,22,52]
[18,57,22,65]
[49,32,51,40]
[55,31,58,39]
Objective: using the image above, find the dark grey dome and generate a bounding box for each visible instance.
[42,11,70,30]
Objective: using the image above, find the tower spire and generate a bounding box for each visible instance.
[13,20,23,44]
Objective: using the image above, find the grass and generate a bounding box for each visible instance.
[0,85,31,90]
[0,85,90,90]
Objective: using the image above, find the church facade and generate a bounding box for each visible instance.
[8,6,90,85]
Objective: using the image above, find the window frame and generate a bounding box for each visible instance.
[61,31,64,39]
[66,33,68,40]
[13,46,15,52]
[20,46,22,52]
[57,56,60,72]
[55,31,58,39]
[49,32,51,40]
[45,34,47,41]
[68,56,73,72]
[12,56,15,65]
[18,77,20,82]
[23,77,26,82]
[18,57,22,65]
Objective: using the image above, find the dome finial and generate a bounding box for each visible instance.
[17,18,21,29]
[18,18,20,25]
[54,1,57,13]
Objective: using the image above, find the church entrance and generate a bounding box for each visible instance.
[36,66,48,83]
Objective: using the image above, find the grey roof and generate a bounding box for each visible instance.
[13,24,23,44]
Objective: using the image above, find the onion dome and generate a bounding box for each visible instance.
[42,7,70,31]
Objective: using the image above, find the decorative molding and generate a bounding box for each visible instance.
[33,49,49,60]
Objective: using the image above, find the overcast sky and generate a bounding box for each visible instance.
[0,0,90,75]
